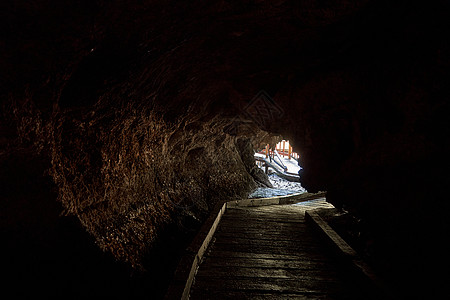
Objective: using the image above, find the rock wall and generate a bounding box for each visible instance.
[2,96,271,296]
[273,60,450,294]
[7,96,271,266]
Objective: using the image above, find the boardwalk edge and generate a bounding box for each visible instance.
[165,192,326,299]
[305,210,393,299]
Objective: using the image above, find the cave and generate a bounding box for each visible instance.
[1,0,449,298]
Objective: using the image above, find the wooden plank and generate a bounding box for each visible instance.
[212,232,320,242]
[196,267,292,279]
[217,222,305,228]
[210,237,318,248]
[207,244,325,256]
[214,232,311,242]
[215,226,305,233]
[225,209,304,216]
[217,221,306,227]
[192,277,344,294]
[223,210,302,216]
[177,202,227,300]
[221,216,304,222]
[305,210,357,258]
[196,266,341,280]
[220,214,304,221]
[200,256,335,270]
[209,244,327,255]
[219,219,304,225]
[219,219,303,226]
[226,192,325,208]
[214,230,310,237]
[218,218,307,229]
[210,237,323,249]
[225,208,304,215]
[203,250,328,261]
[212,235,312,242]
[190,290,332,300]
[209,244,325,254]
[227,197,280,207]
[305,210,392,298]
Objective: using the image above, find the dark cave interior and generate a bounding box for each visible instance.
[1,0,449,298]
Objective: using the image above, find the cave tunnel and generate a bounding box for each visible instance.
[1,0,449,298]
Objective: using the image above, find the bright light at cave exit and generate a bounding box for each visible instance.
[255,140,301,174]
[275,140,301,171]
[257,140,299,160]
[275,140,298,160]
[268,140,299,161]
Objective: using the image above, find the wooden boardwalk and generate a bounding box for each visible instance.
[190,199,377,299]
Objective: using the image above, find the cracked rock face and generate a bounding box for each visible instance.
[2,0,450,297]
[48,102,274,267]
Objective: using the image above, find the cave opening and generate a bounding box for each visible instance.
[250,139,308,199]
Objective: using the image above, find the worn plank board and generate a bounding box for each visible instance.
[220,217,303,224]
[213,232,313,242]
[196,266,341,279]
[200,256,335,270]
[215,224,307,232]
[207,245,326,256]
[190,290,332,300]
[211,236,318,246]
[204,250,329,261]
[192,277,344,294]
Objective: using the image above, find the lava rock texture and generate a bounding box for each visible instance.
[1,0,449,298]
